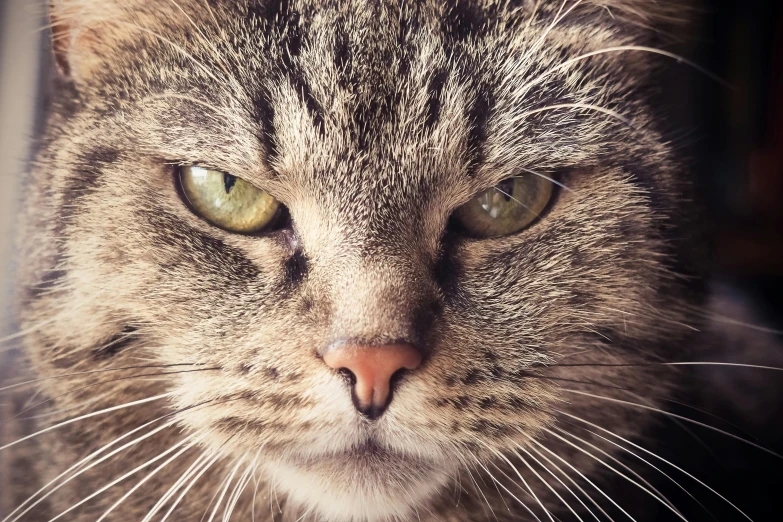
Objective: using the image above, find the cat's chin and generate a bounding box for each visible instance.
[263,445,453,522]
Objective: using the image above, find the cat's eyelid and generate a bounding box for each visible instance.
[171,161,269,191]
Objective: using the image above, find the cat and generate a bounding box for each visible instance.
[1,1,776,521]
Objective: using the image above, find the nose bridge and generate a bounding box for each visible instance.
[327,252,432,346]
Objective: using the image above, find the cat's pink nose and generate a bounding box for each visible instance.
[323,343,422,419]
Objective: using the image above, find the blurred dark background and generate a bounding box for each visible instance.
[687,0,783,317]
[624,1,783,519]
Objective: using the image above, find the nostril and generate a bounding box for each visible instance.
[322,342,423,418]
[389,367,409,390]
[337,367,356,386]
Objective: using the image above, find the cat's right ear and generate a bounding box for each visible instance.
[48,0,125,83]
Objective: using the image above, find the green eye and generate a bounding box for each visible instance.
[178,166,282,234]
[452,174,554,238]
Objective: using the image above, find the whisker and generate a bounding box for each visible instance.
[4,419,179,522]
[465,449,542,522]
[0,363,198,394]
[516,103,634,128]
[1,367,221,430]
[541,426,688,521]
[494,186,540,216]
[0,317,58,346]
[517,0,585,74]
[552,361,783,371]
[555,409,754,521]
[523,443,612,522]
[514,448,585,522]
[95,437,200,522]
[664,362,783,371]
[158,451,223,522]
[553,426,683,517]
[471,436,554,522]
[143,449,213,522]
[47,435,197,522]
[5,397,229,522]
[455,448,504,522]
[515,45,727,102]
[520,432,637,522]
[515,167,573,192]
[560,389,783,460]
[0,393,172,452]
[224,457,257,522]
[206,457,246,522]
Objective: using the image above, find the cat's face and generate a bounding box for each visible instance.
[19,1,699,520]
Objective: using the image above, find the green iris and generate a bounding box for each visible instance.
[453,175,554,237]
[179,166,280,234]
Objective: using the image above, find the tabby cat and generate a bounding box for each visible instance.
[1,1,772,521]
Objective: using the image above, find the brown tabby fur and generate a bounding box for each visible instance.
[3,1,712,520]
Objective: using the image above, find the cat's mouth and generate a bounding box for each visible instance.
[290,438,427,467]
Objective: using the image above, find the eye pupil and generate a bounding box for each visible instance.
[223,173,237,194]
[497,179,514,201]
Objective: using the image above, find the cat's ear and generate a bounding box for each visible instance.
[49,0,126,81]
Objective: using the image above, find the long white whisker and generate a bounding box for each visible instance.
[159,451,223,522]
[142,449,213,522]
[494,186,539,216]
[515,167,573,192]
[521,432,636,522]
[568,422,719,520]
[47,435,196,522]
[556,409,754,521]
[471,436,553,522]
[664,362,783,371]
[514,447,584,521]
[5,418,179,522]
[514,443,600,521]
[207,457,246,522]
[516,103,634,128]
[224,456,257,522]
[465,450,542,522]
[523,443,609,522]
[561,388,783,460]
[0,393,172,452]
[541,426,688,521]
[457,450,503,522]
[515,45,726,101]
[554,426,683,517]
[95,437,199,522]
[517,0,585,73]
[0,317,58,346]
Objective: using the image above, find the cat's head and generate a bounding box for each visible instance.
[21,1,700,520]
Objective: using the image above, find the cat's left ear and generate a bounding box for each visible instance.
[49,1,120,81]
